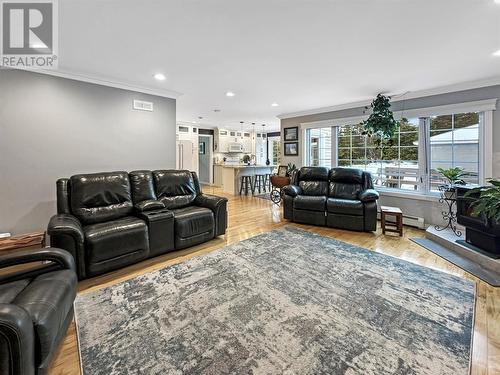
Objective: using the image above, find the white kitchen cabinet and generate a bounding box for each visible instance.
[215,128,230,152]
[243,132,253,153]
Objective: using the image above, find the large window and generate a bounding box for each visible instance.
[303,111,483,195]
[337,119,420,190]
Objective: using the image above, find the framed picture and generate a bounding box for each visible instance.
[284,127,298,141]
[284,142,298,156]
[277,165,288,177]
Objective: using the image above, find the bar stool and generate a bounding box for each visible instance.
[264,173,272,191]
[253,175,266,194]
[239,175,253,195]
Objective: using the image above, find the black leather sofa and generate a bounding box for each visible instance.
[0,247,77,375]
[47,170,228,279]
[283,167,379,231]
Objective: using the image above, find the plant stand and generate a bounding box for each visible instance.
[435,185,462,237]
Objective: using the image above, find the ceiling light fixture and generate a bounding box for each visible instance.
[153,73,166,81]
[271,102,279,107]
[493,49,500,57]
[495,0,500,4]
[226,91,235,97]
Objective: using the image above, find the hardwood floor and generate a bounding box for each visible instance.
[50,187,500,375]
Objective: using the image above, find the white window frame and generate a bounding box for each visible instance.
[300,99,497,198]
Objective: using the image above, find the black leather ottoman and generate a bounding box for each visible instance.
[172,206,215,249]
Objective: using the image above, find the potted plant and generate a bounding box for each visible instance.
[287,163,297,177]
[360,94,405,149]
[436,167,470,198]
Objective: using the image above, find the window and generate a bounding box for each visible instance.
[428,113,479,191]
[337,119,420,190]
[268,136,281,166]
[305,127,332,167]
[302,109,486,195]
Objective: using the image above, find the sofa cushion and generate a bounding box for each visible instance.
[294,195,327,212]
[172,206,214,238]
[327,198,364,216]
[70,172,133,224]
[13,269,77,365]
[299,167,329,181]
[299,181,329,196]
[84,216,149,264]
[153,170,197,209]
[329,168,364,184]
[328,182,363,199]
[0,279,30,303]
[296,167,329,196]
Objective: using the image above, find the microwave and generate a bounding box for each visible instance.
[228,143,244,152]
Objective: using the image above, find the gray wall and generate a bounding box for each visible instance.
[0,70,176,235]
[280,85,500,226]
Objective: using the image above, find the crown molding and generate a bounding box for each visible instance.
[19,68,183,99]
[277,76,500,120]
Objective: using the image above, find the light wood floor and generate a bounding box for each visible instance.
[50,187,500,375]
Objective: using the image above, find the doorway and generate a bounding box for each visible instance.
[198,135,213,184]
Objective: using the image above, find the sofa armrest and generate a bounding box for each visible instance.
[47,214,86,279]
[0,304,35,375]
[282,185,303,197]
[134,199,165,212]
[0,247,76,285]
[0,247,75,272]
[359,189,379,202]
[195,194,227,210]
[195,194,228,236]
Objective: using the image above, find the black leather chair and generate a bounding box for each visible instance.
[283,167,379,231]
[47,170,228,279]
[0,248,77,375]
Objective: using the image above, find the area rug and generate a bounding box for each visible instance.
[75,227,475,375]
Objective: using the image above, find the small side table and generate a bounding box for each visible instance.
[380,206,403,236]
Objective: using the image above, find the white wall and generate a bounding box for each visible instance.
[0,70,176,235]
[280,84,500,226]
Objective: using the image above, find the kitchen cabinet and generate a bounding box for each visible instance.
[215,128,230,152]
[243,132,253,153]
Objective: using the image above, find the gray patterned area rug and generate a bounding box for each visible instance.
[75,227,475,375]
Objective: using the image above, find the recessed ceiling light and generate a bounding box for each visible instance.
[226,91,235,97]
[495,0,500,4]
[154,73,166,81]
[493,49,500,57]
[271,102,279,107]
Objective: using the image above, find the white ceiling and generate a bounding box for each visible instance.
[58,0,500,132]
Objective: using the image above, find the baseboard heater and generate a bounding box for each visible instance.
[377,212,425,229]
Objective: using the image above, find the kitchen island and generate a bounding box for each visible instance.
[215,165,275,195]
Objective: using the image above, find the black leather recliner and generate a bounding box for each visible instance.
[0,247,77,375]
[283,167,379,231]
[47,170,228,279]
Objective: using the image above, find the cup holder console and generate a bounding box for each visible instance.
[138,209,175,256]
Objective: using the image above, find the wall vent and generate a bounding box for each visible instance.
[133,100,154,112]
